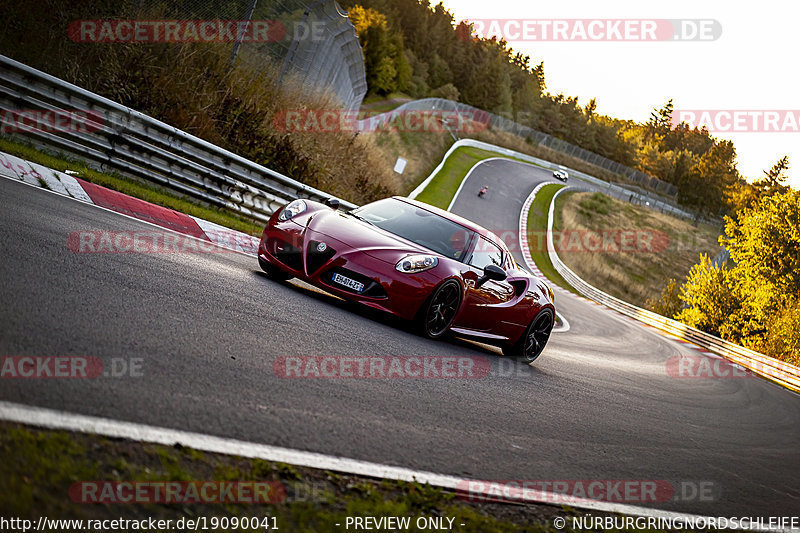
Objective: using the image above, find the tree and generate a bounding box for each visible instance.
[348,5,387,36]
[429,82,459,101]
[646,278,682,318]
[728,156,791,214]
[584,98,597,120]
[373,56,397,94]
[756,155,790,197]
[677,190,800,363]
[676,255,742,338]
[645,98,674,142]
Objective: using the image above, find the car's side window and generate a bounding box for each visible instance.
[469,237,504,270]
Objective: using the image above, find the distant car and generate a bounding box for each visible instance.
[258,196,556,362]
[553,170,569,182]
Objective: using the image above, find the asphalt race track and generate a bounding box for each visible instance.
[1,166,798,517]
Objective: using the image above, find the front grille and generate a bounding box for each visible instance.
[268,237,302,271]
[306,240,336,274]
[323,267,387,298]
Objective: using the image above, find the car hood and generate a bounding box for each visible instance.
[304,210,433,263]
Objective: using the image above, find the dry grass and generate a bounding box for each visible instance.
[555,191,723,308]
[367,128,454,195]
[0,1,400,205]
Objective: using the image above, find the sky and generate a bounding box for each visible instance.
[438,0,800,189]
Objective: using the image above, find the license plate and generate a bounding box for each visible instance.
[332,272,365,293]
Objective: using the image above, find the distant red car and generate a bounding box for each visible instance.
[258,196,556,361]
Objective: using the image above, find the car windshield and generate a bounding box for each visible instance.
[351,198,475,260]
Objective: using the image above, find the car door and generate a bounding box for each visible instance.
[455,236,517,332]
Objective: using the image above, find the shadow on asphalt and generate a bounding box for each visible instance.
[251,269,547,378]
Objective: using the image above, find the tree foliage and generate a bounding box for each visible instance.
[344,1,781,219]
[676,188,800,364]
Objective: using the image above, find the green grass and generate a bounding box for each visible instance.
[0,136,264,236]
[525,184,578,294]
[1,423,565,532]
[415,147,542,209]
[360,92,413,113]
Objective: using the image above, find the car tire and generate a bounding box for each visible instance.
[418,279,462,339]
[503,308,554,363]
[258,256,293,281]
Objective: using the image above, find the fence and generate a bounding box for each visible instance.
[546,187,800,394]
[366,97,679,198]
[0,54,356,222]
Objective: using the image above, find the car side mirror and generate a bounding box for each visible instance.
[477,264,507,287]
[325,198,340,210]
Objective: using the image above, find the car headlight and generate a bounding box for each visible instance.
[278,199,307,221]
[395,255,439,273]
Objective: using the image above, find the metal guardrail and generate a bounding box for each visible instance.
[546,187,800,394]
[0,54,357,223]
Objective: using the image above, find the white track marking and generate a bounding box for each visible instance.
[0,152,41,185]
[191,216,260,254]
[29,163,70,196]
[53,170,93,202]
[1,400,770,528]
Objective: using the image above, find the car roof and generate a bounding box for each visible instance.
[392,196,504,246]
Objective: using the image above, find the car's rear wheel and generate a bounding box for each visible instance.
[419,280,462,339]
[258,256,293,281]
[503,308,554,362]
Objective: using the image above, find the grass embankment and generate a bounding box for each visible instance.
[1,423,570,532]
[360,93,413,113]
[553,191,723,309]
[0,137,264,237]
[414,146,503,208]
[413,146,545,209]
[0,1,399,206]
[524,184,577,293]
[368,128,454,198]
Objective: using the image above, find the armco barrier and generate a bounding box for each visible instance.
[546,187,800,394]
[0,54,356,223]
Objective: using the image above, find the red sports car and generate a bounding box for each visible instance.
[258,196,556,362]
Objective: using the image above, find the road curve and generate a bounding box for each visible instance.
[1,171,798,517]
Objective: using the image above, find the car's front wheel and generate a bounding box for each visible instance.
[258,256,293,281]
[503,308,554,362]
[418,279,462,339]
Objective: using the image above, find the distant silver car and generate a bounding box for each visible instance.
[553,169,569,182]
